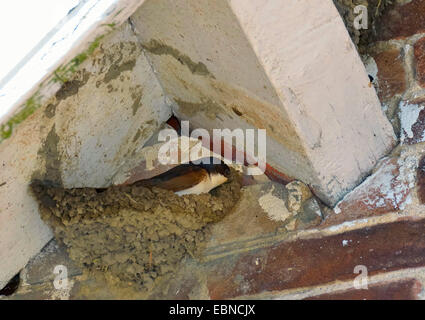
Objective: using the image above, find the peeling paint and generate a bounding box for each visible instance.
[142,39,214,77]
[0,93,42,142]
[400,101,425,144]
[104,59,136,83]
[32,125,62,186]
[55,70,91,101]
[44,103,58,119]
[0,32,117,144]
[258,185,292,222]
[130,86,143,115]
[52,35,105,85]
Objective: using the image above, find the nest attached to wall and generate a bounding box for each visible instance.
[31,169,242,293]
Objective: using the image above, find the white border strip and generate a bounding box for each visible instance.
[0,0,145,126]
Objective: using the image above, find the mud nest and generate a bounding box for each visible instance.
[31,169,242,292]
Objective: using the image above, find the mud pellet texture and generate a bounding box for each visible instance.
[30,170,242,293]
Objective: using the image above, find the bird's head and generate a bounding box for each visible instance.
[197,157,231,179]
[213,162,231,179]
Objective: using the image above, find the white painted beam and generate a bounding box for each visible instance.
[0,0,146,130]
[0,22,171,290]
[130,0,395,206]
[0,0,397,291]
[228,0,396,204]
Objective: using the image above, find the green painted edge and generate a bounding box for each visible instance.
[0,92,42,143]
[0,32,110,144]
[51,34,105,84]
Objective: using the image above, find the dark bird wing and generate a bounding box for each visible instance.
[135,164,209,192]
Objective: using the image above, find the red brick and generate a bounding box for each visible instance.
[166,115,181,132]
[206,218,425,299]
[417,155,425,204]
[321,157,410,227]
[373,49,406,101]
[376,0,425,41]
[305,279,422,300]
[414,37,425,88]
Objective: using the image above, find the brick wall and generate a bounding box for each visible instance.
[366,0,425,140]
[148,0,425,300]
[5,1,425,300]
